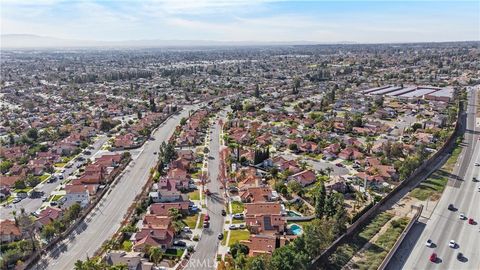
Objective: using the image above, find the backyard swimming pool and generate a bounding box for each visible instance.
[290,224,303,235]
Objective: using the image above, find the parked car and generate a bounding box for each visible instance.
[475,162,480,166]
[426,239,433,247]
[221,209,227,216]
[459,213,466,220]
[217,233,224,240]
[203,221,209,228]
[41,196,48,202]
[233,213,244,220]
[204,214,210,221]
[429,253,437,262]
[174,240,187,247]
[12,198,22,204]
[229,224,238,230]
[457,252,463,260]
[17,192,28,199]
[50,201,58,206]
[238,224,246,229]
[183,226,191,233]
[449,240,456,248]
[448,204,455,211]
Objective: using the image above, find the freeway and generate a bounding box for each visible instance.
[186,110,228,270]
[0,135,109,220]
[33,105,199,270]
[390,87,480,270]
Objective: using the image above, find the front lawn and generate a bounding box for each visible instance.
[228,229,250,245]
[54,162,67,168]
[51,195,64,202]
[188,190,200,201]
[14,187,33,194]
[183,214,199,229]
[39,174,51,182]
[231,201,244,214]
[164,248,185,258]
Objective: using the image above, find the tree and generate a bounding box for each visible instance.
[0,160,13,174]
[66,203,82,222]
[288,143,298,152]
[270,243,308,270]
[180,117,187,126]
[148,247,163,266]
[74,260,86,270]
[315,181,326,219]
[303,219,335,258]
[26,128,38,141]
[41,224,57,241]
[287,181,302,195]
[333,204,348,237]
[246,255,270,270]
[230,242,249,259]
[254,84,260,98]
[168,208,182,221]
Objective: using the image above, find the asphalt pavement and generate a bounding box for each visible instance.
[389,87,480,270]
[0,135,108,219]
[32,105,199,270]
[186,110,227,270]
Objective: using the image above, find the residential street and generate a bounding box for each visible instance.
[186,110,228,270]
[0,135,109,219]
[389,87,480,270]
[33,105,199,270]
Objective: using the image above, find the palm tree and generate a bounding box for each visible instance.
[325,167,333,178]
[148,247,163,266]
[74,260,85,270]
[168,208,182,221]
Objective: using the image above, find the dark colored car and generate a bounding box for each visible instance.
[468,218,474,225]
[457,252,463,260]
[448,204,455,211]
[174,241,187,247]
[221,209,227,216]
[218,233,224,240]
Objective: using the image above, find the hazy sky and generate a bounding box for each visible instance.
[1,0,479,43]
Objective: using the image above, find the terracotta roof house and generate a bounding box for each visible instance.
[149,201,190,216]
[35,206,64,228]
[0,219,22,243]
[240,187,277,203]
[0,176,21,189]
[241,234,278,256]
[63,184,95,209]
[244,202,286,234]
[133,227,174,251]
[288,170,317,187]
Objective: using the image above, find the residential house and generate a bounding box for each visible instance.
[244,202,286,234]
[0,219,22,243]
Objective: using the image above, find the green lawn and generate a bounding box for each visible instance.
[410,143,461,201]
[183,214,199,229]
[165,248,185,258]
[188,190,200,201]
[51,195,64,202]
[231,219,244,224]
[221,230,228,246]
[39,174,51,182]
[54,162,67,168]
[231,201,244,214]
[122,240,133,251]
[14,187,33,194]
[228,229,250,245]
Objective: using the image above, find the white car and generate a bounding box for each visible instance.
[182,226,191,233]
[229,224,238,230]
[426,239,433,247]
[449,240,456,248]
[460,213,466,220]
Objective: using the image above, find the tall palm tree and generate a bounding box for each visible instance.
[168,208,182,221]
[74,260,85,270]
[148,247,163,266]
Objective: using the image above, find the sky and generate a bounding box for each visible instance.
[1,0,479,43]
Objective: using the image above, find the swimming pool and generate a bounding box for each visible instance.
[286,210,301,217]
[290,224,303,235]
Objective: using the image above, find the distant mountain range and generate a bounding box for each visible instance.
[1,34,356,49]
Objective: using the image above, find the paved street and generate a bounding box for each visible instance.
[186,110,227,270]
[389,87,480,270]
[0,135,109,219]
[33,105,199,270]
